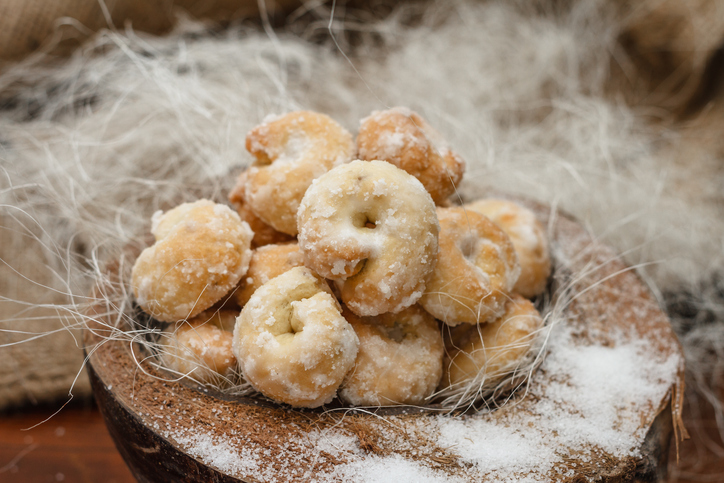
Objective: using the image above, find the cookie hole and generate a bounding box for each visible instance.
[385,321,406,343]
[353,213,377,229]
[352,258,368,276]
[459,234,479,261]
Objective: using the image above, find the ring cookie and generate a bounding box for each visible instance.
[357,107,465,205]
[242,111,354,235]
[131,199,253,322]
[339,305,444,406]
[229,170,294,248]
[419,206,519,326]
[442,294,544,389]
[160,309,238,385]
[298,160,439,316]
[466,199,550,298]
[233,243,305,307]
[232,267,359,408]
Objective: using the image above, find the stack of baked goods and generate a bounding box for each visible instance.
[85,107,683,482]
[130,108,552,409]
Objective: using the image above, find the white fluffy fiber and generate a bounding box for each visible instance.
[0,0,722,410]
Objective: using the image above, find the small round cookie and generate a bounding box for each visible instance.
[233,267,359,408]
[131,200,254,322]
[160,309,238,385]
[228,170,295,248]
[466,199,550,298]
[339,305,444,406]
[419,207,520,326]
[442,294,544,389]
[357,107,465,205]
[243,111,355,235]
[233,243,305,307]
[297,160,439,317]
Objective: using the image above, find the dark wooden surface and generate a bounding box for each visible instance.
[668,388,724,483]
[0,393,722,483]
[0,400,134,483]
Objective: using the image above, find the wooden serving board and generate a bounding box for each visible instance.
[84,204,685,482]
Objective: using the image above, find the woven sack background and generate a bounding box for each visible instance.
[0,0,297,61]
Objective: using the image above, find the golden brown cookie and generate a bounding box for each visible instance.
[419,207,519,326]
[233,243,304,307]
[232,267,359,408]
[160,309,238,385]
[339,305,443,406]
[228,170,295,248]
[442,294,543,389]
[357,107,465,204]
[131,200,253,322]
[298,160,439,316]
[243,111,355,235]
[466,199,550,298]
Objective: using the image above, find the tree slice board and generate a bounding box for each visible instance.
[84,204,685,482]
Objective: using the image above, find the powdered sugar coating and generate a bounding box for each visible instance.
[131,199,253,322]
[160,309,238,385]
[357,107,466,205]
[228,170,295,248]
[466,199,551,298]
[442,294,544,389]
[420,207,520,326]
[297,160,440,316]
[233,243,305,307]
[242,111,355,235]
[339,305,444,406]
[232,267,359,408]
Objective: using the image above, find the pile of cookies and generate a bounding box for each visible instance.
[131,108,551,408]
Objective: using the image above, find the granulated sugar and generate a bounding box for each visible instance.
[430,327,679,480]
[536,331,680,455]
[172,430,264,477]
[157,319,680,482]
[330,454,463,483]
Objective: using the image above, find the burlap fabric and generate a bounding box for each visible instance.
[0,0,297,61]
[0,0,300,410]
[0,210,90,407]
[612,0,724,110]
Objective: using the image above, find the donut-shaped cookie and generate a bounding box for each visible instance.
[339,305,444,406]
[441,294,544,391]
[232,267,359,408]
[297,160,439,317]
[357,107,465,205]
[90,204,683,483]
[131,200,253,322]
[242,111,355,235]
[466,198,551,298]
[233,243,304,307]
[228,170,295,248]
[160,309,238,385]
[419,207,520,326]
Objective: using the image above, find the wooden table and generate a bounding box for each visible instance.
[0,400,134,482]
[0,395,722,483]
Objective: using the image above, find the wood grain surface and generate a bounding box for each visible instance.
[0,401,134,483]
